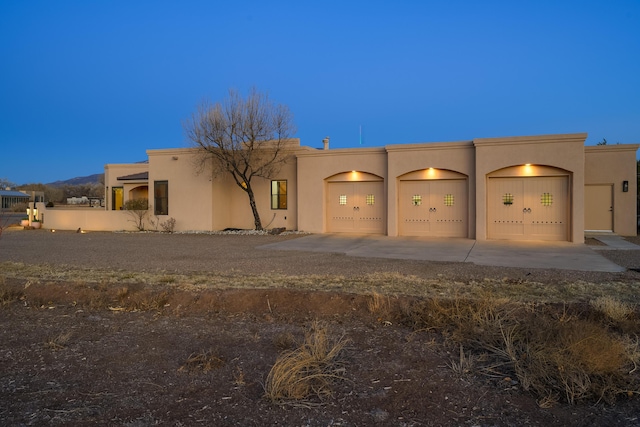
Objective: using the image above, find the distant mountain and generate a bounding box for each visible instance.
[47,173,104,187]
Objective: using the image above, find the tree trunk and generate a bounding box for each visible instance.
[246,185,263,230]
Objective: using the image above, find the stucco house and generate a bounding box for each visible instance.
[42,133,638,242]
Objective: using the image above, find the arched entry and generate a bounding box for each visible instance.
[326,172,385,234]
[487,165,570,241]
[398,169,468,237]
[129,185,149,201]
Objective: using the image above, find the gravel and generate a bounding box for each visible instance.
[1,228,639,286]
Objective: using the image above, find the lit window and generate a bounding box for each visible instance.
[412,195,422,206]
[339,195,347,205]
[366,194,375,205]
[541,193,553,206]
[271,180,287,209]
[444,194,454,206]
[502,193,513,205]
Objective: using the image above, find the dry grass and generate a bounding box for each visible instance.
[402,295,640,404]
[590,296,636,322]
[264,321,349,405]
[3,261,640,305]
[45,332,72,350]
[0,279,23,305]
[1,258,639,407]
[178,349,224,373]
[447,344,476,376]
[273,331,297,351]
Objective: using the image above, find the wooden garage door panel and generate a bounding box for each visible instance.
[487,178,525,238]
[327,181,385,234]
[399,181,431,235]
[430,180,467,237]
[488,176,568,241]
[528,176,568,239]
[585,185,613,231]
[327,182,355,232]
[399,179,467,237]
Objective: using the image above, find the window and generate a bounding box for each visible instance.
[271,180,287,209]
[154,181,168,215]
[541,192,553,206]
[412,195,422,206]
[444,194,454,206]
[366,194,375,205]
[339,195,347,205]
[502,193,514,205]
[112,187,123,210]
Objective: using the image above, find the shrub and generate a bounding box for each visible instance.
[161,217,176,233]
[590,296,636,322]
[123,198,149,231]
[264,321,349,404]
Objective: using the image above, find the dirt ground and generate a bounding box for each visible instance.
[1,230,639,426]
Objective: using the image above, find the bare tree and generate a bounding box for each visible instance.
[0,177,16,189]
[124,198,149,231]
[184,88,296,230]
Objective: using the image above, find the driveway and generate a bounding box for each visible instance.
[260,234,634,273]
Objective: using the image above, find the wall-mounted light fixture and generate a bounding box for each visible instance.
[622,180,629,192]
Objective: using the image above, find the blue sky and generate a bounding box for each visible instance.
[1,0,639,185]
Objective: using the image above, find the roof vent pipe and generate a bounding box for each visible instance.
[322,136,330,150]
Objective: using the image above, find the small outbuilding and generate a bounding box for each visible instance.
[0,189,30,211]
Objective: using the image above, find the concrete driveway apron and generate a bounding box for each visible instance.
[260,234,627,272]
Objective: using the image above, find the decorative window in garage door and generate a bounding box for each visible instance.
[444,194,454,206]
[412,195,422,206]
[339,195,347,205]
[541,192,553,206]
[366,194,375,205]
[502,193,514,205]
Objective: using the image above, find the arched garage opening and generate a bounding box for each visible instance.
[325,171,385,234]
[398,168,468,237]
[487,165,570,241]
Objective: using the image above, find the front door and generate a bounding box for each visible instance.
[585,184,613,231]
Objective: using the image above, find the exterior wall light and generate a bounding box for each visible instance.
[622,181,629,192]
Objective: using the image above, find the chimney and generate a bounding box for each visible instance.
[322,136,330,150]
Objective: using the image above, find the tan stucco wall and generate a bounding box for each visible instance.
[147,146,299,232]
[297,147,387,233]
[210,156,298,231]
[473,133,587,243]
[386,141,476,237]
[585,144,639,236]
[147,149,214,231]
[43,208,133,231]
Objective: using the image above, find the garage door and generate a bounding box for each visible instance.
[327,181,385,233]
[399,179,467,237]
[488,176,568,241]
[585,184,613,232]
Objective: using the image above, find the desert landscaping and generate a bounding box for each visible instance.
[1,228,639,426]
